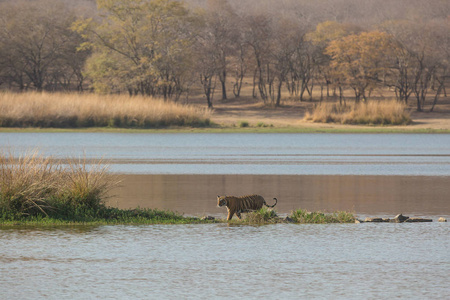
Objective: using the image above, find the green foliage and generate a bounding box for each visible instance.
[239,121,249,127]
[290,208,355,224]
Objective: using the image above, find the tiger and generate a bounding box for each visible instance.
[217,194,278,220]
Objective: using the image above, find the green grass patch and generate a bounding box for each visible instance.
[242,207,280,225]
[0,207,216,225]
[290,208,355,224]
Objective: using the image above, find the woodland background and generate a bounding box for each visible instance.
[0,0,448,112]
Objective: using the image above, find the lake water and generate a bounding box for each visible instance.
[1,133,450,298]
[2,132,450,175]
[1,224,449,299]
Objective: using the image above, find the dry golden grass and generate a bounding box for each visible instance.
[0,149,114,216]
[304,100,411,125]
[0,92,211,128]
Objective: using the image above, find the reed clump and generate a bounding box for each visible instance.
[290,208,355,224]
[304,100,411,125]
[0,150,114,220]
[0,150,215,225]
[0,92,211,128]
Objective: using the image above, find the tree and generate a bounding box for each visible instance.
[305,21,361,100]
[243,14,274,103]
[203,0,239,100]
[73,0,198,99]
[0,0,87,91]
[381,19,450,111]
[326,31,395,102]
[271,19,306,105]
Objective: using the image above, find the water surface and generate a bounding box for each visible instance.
[2,133,450,175]
[2,132,450,299]
[1,224,448,299]
[112,174,450,219]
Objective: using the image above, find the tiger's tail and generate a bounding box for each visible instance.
[265,198,277,208]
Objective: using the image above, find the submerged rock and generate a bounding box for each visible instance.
[391,214,409,223]
[361,214,435,224]
[438,217,447,222]
[284,216,295,223]
[405,218,432,223]
[365,217,384,222]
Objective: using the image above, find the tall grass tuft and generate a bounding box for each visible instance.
[0,92,211,128]
[244,207,279,225]
[0,150,114,219]
[304,100,411,125]
[290,208,355,224]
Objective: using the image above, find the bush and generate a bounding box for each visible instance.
[239,121,250,127]
[304,100,411,125]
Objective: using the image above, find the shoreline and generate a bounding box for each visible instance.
[0,124,449,134]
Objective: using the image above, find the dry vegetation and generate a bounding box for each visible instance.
[0,150,112,217]
[0,150,208,224]
[303,100,411,125]
[0,92,211,128]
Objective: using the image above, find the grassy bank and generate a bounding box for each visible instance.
[304,100,412,125]
[0,92,211,128]
[0,150,354,226]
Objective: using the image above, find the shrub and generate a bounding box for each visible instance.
[304,100,411,125]
[239,121,250,127]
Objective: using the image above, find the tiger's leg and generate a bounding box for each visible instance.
[227,209,235,221]
[236,212,242,219]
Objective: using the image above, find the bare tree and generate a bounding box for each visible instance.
[0,0,86,91]
[204,0,239,100]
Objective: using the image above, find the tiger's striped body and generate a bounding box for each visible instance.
[217,194,278,220]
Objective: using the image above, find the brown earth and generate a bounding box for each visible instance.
[200,96,450,131]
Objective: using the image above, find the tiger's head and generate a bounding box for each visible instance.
[217,195,228,207]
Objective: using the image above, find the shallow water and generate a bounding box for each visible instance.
[2,132,450,298]
[2,133,450,175]
[112,174,450,219]
[1,223,449,299]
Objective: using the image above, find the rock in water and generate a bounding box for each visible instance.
[365,217,384,222]
[284,216,295,223]
[391,214,409,223]
[405,218,432,222]
[438,217,447,222]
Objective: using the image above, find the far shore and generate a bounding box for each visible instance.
[0,123,449,134]
[1,92,450,133]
